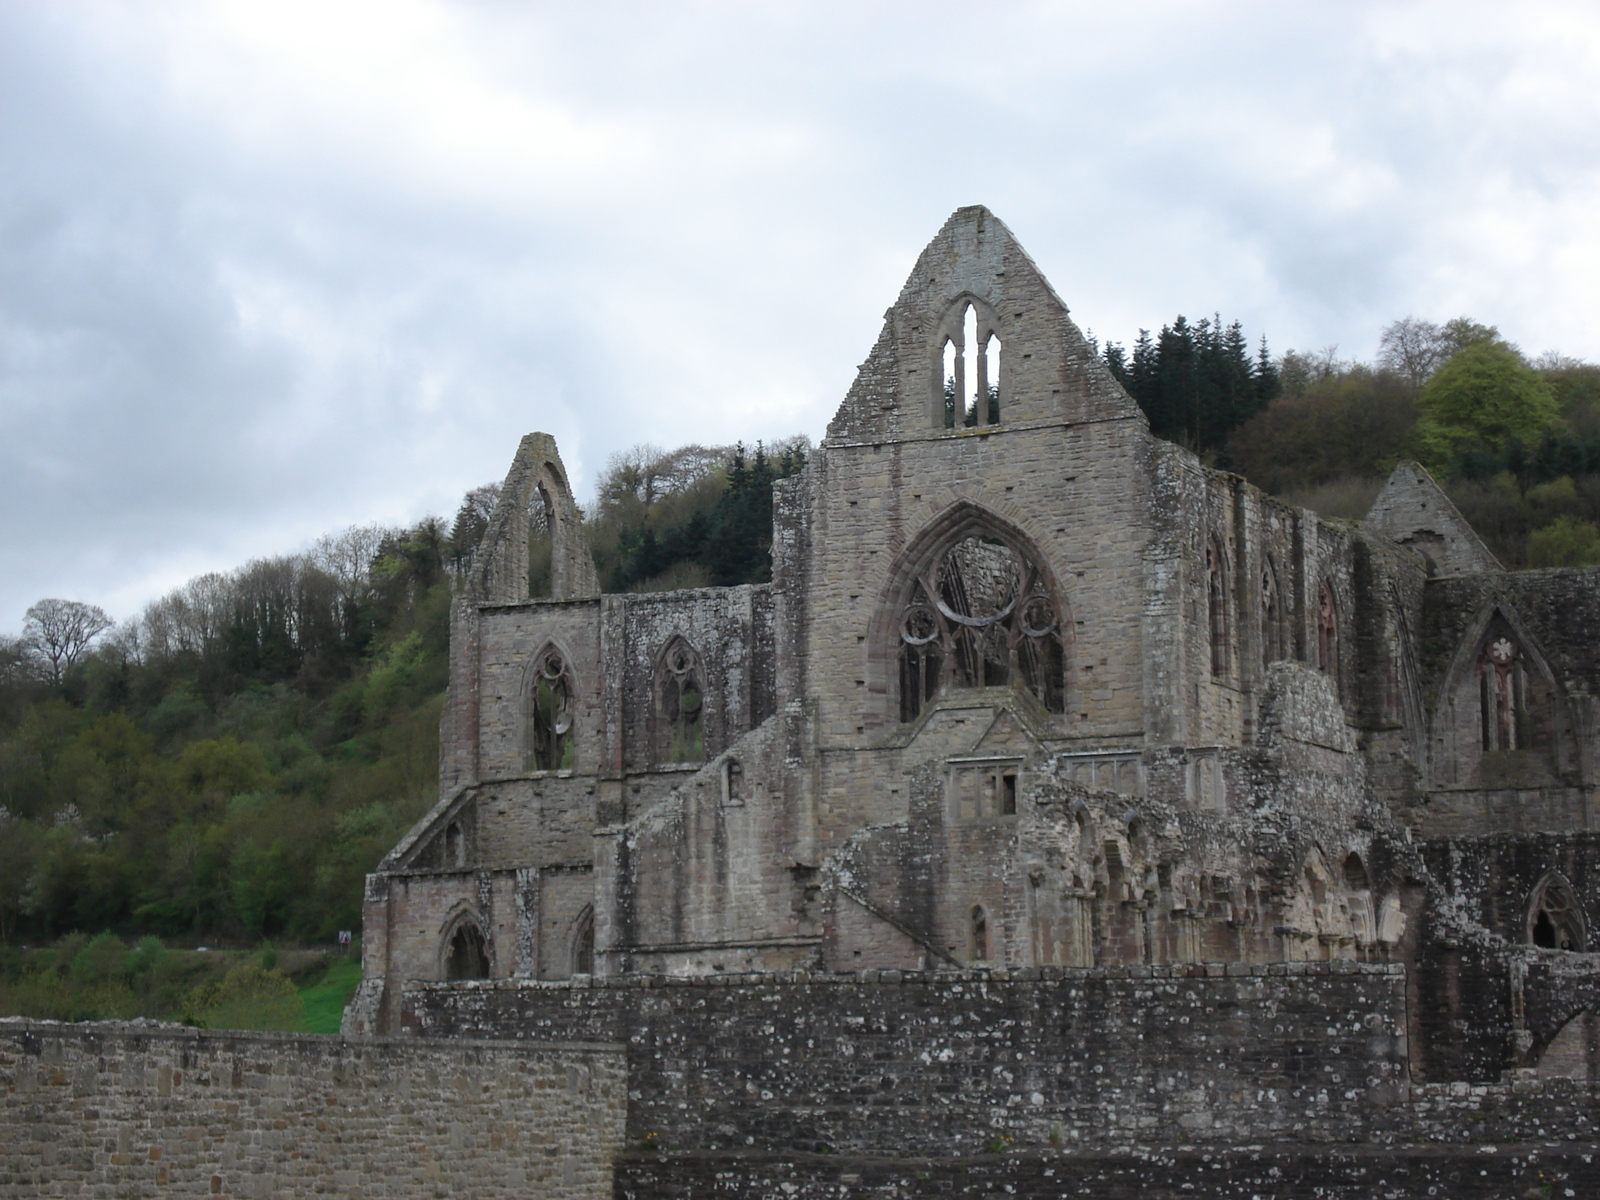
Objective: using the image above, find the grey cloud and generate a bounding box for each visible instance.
[2,1,1598,629]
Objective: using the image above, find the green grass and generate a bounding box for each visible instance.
[298,956,364,1034]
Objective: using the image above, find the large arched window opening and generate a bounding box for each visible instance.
[1529,874,1585,951]
[936,298,1002,429]
[443,920,490,981]
[529,645,576,771]
[656,638,706,764]
[897,530,1065,722]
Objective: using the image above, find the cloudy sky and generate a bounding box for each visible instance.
[3,1,1599,632]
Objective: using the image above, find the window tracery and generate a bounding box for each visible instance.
[938,300,1002,428]
[898,534,1064,722]
[1480,630,1531,752]
[529,646,575,771]
[1529,875,1585,951]
[657,639,706,764]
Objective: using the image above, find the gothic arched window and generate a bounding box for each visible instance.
[1480,631,1531,752]
[529,646,575,771]
[898,533,1064,722]
[571,906,596,976]
[1529,874,1585,951]
[938,300,1002,428]
[657,639,706,764]
[970,905,990,961]
[1316,581,1340,685]
[1261,559,1285,668]
[1207,542,1230,678]
[444,921,490,980]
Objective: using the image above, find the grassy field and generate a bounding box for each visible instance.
[298,955,364,1034]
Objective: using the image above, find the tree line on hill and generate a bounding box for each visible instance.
[1099,313,1600,568]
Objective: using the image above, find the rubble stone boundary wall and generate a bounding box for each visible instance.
[0,1021,625,1200]
[406,961,1422,1153]
[614,1146,1600,1199]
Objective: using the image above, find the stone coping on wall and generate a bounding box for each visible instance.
[0,1015,618,1055]
[405,958,1405,992]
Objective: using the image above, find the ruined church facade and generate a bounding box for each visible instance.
[351,207,1600,1085]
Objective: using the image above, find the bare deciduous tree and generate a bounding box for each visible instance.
[23,598,113,684]
[1379,317,1469,397]
[311,524,389,602]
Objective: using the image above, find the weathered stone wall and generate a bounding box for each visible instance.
[1365,459,1504,576]
[0,1021,625,1199]
[615,1146,1600,1200]
[1417,568,1599,836]
[1417,832,1600,1081]
[403,964,1418,1155]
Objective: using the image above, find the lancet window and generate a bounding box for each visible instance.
[1261,559,1285,668]
[939,300,1002,428]
[1316,581,1340,684]
[571,907,596,975]
[970,905,991,961]
[444,921,489,981]
[1480,630,1531,752]
[898,533,1065,722]
[657,638,706,764]
[529,646,576,771]
[1207,542,1230,678]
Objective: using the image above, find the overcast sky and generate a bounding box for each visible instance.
[3,1,1599,633]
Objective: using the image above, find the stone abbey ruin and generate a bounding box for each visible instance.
[8,206,1600,1197]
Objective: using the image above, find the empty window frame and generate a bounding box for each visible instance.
[1261,558,1286,668]
[899,533,1064,722]
[1207,542,1230,678]
[970,905,991,961]
[657,639,706,764]
[571,907,596,975]
[444,921,490,981]
[948,763,1022,822]
[938,300,1002,428]
[1529,874,1585,951]
[1316,581,1340,686]
[529,646,576,771]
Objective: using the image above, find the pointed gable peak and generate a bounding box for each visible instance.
[1364,460,1503,576]
[825,207,1142,444]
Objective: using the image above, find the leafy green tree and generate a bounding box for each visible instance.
[69,930,126,986]
[185,959,305,1031]
[1418,340,1561,473]
[1527,515,1600,568]
[1227,366,1415,492]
